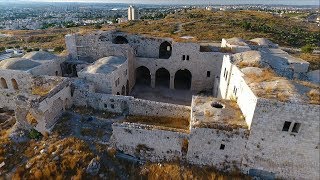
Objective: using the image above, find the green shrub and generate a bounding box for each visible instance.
[54,46,64,52]
[301,45,314,53]
[28,129,42,139]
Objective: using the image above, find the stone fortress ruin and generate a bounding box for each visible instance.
[0,30,319,179]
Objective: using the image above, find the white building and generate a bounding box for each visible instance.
[128,5,139,21]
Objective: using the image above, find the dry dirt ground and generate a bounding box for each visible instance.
[0,107,250,179]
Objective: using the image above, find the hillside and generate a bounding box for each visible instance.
[0,10,318,67]
[118,10,319,48]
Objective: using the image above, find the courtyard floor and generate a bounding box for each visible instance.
[130,85,193,106]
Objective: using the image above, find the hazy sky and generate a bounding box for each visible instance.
[3,0,319,5]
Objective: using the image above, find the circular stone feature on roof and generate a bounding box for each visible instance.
[211,102,224,109]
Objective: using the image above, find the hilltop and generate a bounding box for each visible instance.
[118,10,319,47]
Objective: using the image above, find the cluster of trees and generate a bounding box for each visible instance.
[41,22,56,29]
[140,13,167,20]
[230,20,319,48]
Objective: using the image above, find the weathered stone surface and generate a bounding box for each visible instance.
[86,157,100,176]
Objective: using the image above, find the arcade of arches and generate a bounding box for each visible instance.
[135,66,192,90]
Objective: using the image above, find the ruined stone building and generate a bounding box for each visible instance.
[0,30,319,179]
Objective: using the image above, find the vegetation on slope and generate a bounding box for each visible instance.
[119,10,319,48]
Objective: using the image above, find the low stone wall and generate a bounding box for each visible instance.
[187,127,249,171]
[127,98,190,119]
[110,122,188,161]
[73,89,191,119]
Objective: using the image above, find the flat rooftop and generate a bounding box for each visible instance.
[260,48,309,64]
[191,96,248,130]
[242,67,320,105]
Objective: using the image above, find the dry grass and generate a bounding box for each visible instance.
[125,115,190,130]
[276,92,290,102]
[26,112,37,126]
[13,137,95,179]
[307,89,320,105]
[293,53,320,71]
[237,61,261,69]
[245,69,278,83]
[141,162,250,180]
[31,77,61,96]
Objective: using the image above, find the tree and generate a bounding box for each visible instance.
[94,23,102,29]
[54,46,64,52]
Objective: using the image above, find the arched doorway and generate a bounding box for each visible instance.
[0,78,8,89]
[11,79,19,90]
[113,36,129,44]
[174,69,192,90]
[121,85,125,95]
[135,66,151,86]
[159,41,172,59]
[126,80,129,95]
[155,68,170,88]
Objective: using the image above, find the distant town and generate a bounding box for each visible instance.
[0,2,319,30]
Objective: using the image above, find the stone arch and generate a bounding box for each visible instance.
[135,66,151,86]
[121,85,125,95]
[0,78,8,89]
[155,68,170,88]
[159,41,172,59]
[174,69,192,90]
[113,36,129,44]
[117,92,120,95]
[11,79,19,90]
[126,80,129,95]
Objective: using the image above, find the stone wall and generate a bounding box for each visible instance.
[135,43,225,92]
[78,58,129,95]
[187,127,249,171]
[244,99,320,180]
[110,122,188,161]
[0,70,33,110]
[66,31,173,60]
[28,57,65,76]
[222,61,258,128]
[218,55,233,99]
[15,78,72,134]
[73,88,190,118]
[66,31,225,93]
